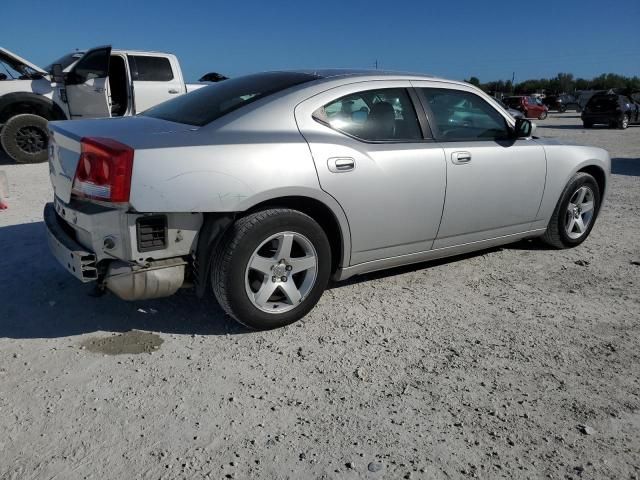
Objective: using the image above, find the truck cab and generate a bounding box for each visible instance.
[0,46,205,163]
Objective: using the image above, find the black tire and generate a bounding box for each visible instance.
[619,114,629,130]
[583,121,593,128]
[0,114,49,163]
[541,172,601,249]
[211,208,331,329]
[559,105,567,113]
[538,110,548,120]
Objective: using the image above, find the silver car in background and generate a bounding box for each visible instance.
[45,70,610,329]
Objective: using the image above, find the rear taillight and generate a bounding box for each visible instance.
[72,137,134,203]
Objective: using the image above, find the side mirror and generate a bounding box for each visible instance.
[51,64,65,84]
[513,118,535,138]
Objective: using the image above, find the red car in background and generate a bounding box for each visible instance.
[504,96,549,120]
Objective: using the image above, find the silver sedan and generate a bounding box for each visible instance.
[45,70,610,329]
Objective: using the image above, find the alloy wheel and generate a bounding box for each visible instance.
[565,186,595,240]
[244,231,318,314]
[15,125,47,154]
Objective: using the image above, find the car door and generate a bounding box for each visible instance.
[127,54,185,113]
[413,84,546,249]
[65,46,112,119]
[295,82,446,265]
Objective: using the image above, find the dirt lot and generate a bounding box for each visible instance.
[0,114,638,480]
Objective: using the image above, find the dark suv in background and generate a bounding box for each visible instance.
[543,94,580,112]
[581,93,640,129]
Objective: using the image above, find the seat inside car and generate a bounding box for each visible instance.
[366,101,395,139]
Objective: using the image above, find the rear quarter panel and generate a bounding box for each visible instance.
[128,136,321,212]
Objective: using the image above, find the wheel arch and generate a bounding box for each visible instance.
[0,92,68,125]
[244,195,350,275]
[577,164,606,201]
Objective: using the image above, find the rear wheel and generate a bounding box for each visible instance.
[0,114,49,164]
[541,172,600,249]
[211,209,331,329]
[559,105,567,113]
[583,121,593,128]
[538,110,548,120]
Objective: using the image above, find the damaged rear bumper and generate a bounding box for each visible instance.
[44,202,187,300]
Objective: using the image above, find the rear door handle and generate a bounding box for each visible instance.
[451,151,472,164]
[168,89,180,94]
[328,157,355,173]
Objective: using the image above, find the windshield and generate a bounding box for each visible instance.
[143,72,320,126]
[44,52,85,73]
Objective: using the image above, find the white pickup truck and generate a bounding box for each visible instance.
[0,45,206,163]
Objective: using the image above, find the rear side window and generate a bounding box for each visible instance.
[128,56,174,81]
[313,88,422,142]
[143,72,319,126]
[421,88,510,141]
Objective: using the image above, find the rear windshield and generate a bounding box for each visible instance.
[587,94,619,111]
[142,72,320,126]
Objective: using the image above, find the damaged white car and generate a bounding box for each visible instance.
[0,45,205,163]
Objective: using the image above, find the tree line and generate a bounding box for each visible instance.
[465,73,640,95]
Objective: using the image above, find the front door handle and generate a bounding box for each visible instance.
[168,88,180,94]
[451,151,472,165]
[328,157,355,173]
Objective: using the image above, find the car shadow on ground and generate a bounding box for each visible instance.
[0,222,248,339]
[612,157,640,176]
[331,238,552,288]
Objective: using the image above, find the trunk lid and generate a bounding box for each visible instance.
[48,116,198,203]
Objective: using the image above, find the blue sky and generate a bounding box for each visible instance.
[3,0,639,83]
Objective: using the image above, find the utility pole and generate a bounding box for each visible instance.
[375,59,378,70]
[511,71,515,92]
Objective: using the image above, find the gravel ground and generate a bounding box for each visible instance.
[0,114,638,480]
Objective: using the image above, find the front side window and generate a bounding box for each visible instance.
[313,88,422,142]
[72,49,109,81]
[420,88,510,141]
[128,56,174,81]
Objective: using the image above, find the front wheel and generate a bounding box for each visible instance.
[541,172,601,249]
[538,111,548,120]
[211,209,331,329]
[0,114,49,163]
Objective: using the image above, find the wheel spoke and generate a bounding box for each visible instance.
[249,255,274,275]
[280,281,302,305]
[254,281,278,307]
[566,217,576,233]
[289,255,316,274]
[575,187,587,204]
[575,216,585,233]
[275,233,294,261]
[567,202,576,213]
[581,201,594,213]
